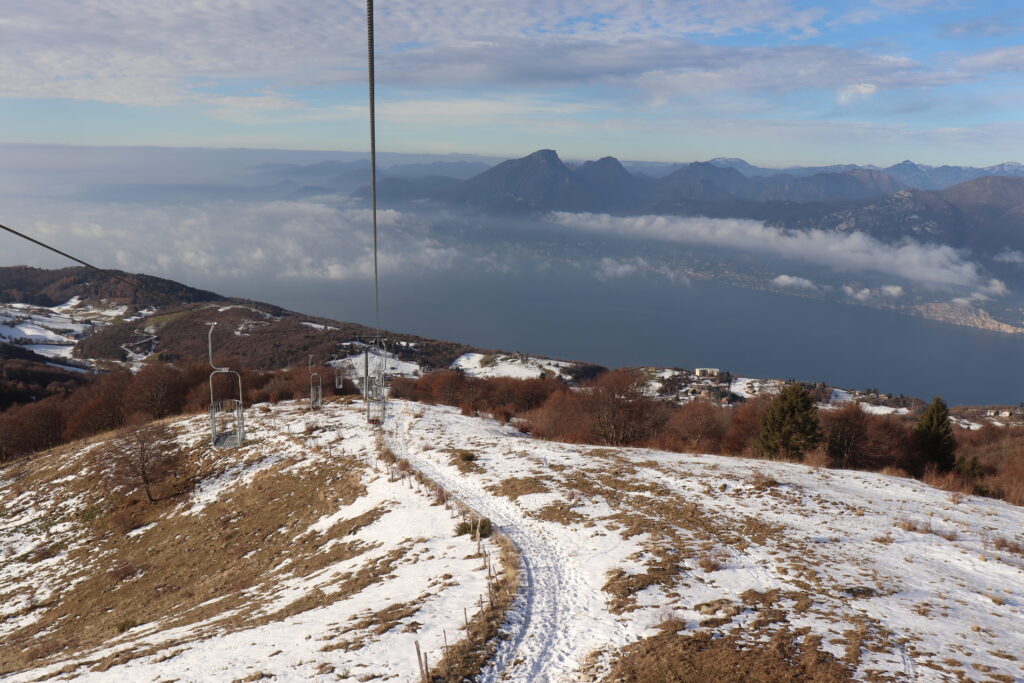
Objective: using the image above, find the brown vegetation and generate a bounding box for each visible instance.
[605,625,851,682]
[393,371,1024,507]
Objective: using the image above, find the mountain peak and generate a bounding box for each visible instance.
[525,149,562,164]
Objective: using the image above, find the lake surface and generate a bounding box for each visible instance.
[219,263,1024,406]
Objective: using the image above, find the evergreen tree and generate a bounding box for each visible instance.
[912,396,957,473]
[756,382,822,459]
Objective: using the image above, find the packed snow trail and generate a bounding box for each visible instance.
[385,404,598,682]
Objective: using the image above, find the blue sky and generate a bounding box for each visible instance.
[1,0,1023,166]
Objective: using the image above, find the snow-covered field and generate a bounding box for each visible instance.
[332,347,422,378]
[0,401,501,681]
[3,400,1024,682]
[452,352,574,380]
[0,299,117,366]
[383,402,1024,681]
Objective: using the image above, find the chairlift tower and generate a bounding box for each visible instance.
[309,354,323,410]
[365,337,387,426]
[364,0,386,429]
[207,323,245,448]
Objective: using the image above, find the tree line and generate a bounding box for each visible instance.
[392,369,1024,505]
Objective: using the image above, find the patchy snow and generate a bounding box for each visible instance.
[301,321,339,331]
[332,348,421,378]
[950,416,983,430]
[830,388,854,403]
[860,404,911,416]
[381,401,1024,682]
[729,376,784,398]
[1,401,499,682]
[452,352,574,380]
[4,399,1024,682]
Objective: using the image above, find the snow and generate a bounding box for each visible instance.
[729,376,783,398]
[860,404,911,416]
[452,352,573,380]
[4,399,1024,682]
[1,402,498,682]
[381,401,1024,682]
[332,348,421,378]
[301,321,339,331]
[830,388,853,403]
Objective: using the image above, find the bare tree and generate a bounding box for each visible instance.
[110,424,181,503]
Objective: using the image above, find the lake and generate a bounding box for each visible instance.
[218,261,1024,407]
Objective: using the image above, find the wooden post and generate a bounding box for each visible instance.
[423,651,429,683]
[415,640,425,681]
[464,606,469,633]
[443,629,450,678]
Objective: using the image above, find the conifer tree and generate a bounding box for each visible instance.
[912,396,957,473]
[756,382,821,459]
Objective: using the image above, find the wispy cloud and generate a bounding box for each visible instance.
[773,274,818,290]
[7,198,457,283]
[837,83,878,105]
[552,212,1006,296]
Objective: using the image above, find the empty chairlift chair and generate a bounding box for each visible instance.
[207,323,245,449]
[309,354,323,410]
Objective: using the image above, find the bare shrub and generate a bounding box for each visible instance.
[698,549,727,572]
[721,397,771,455]
[989,536,1024,556]
[747,470,779,490]
[803,446,832,469]
[108,424,182,504]
[658,400,728,454]
[107,561,140,583]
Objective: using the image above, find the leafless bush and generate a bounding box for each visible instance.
[108,424,182,504]
[698,549,727,572]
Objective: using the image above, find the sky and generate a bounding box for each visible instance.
[1,0,1023,167]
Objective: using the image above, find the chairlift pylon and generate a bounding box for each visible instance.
[207,322,245,449]
[309,354,323,410]
[365,337,387,427]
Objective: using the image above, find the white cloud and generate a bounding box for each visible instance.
[594,256,650,280]
[994,248,1024,264]
[773,274,818,290]
[842,285,874,302]
[836,83,877,105]
[552,213,1006,297]
[880,285,904,297]
[596,257,640,280]
[1,197,457,284]
[0,1,828,109]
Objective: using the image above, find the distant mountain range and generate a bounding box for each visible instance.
[337,150,1024,246]
[705,157,1024,190]
[351,149,916,212]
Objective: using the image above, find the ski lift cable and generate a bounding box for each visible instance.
[0,220,177,307]
[367,0,380,340]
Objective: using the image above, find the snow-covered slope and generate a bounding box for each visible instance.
[452,352,574,380]
[332,347,423,378]
[389,402,1024,682]
[4,400,1024,682]
[0,401,502,681]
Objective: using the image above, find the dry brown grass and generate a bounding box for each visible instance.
[747,470,780,490]
[445,448,483,474]
[0,423,378,676]
[426,529,520,682]
[989,535,1024,556]
[895,517,957,541]
[485,476,550,501]
[605,627,851,682]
